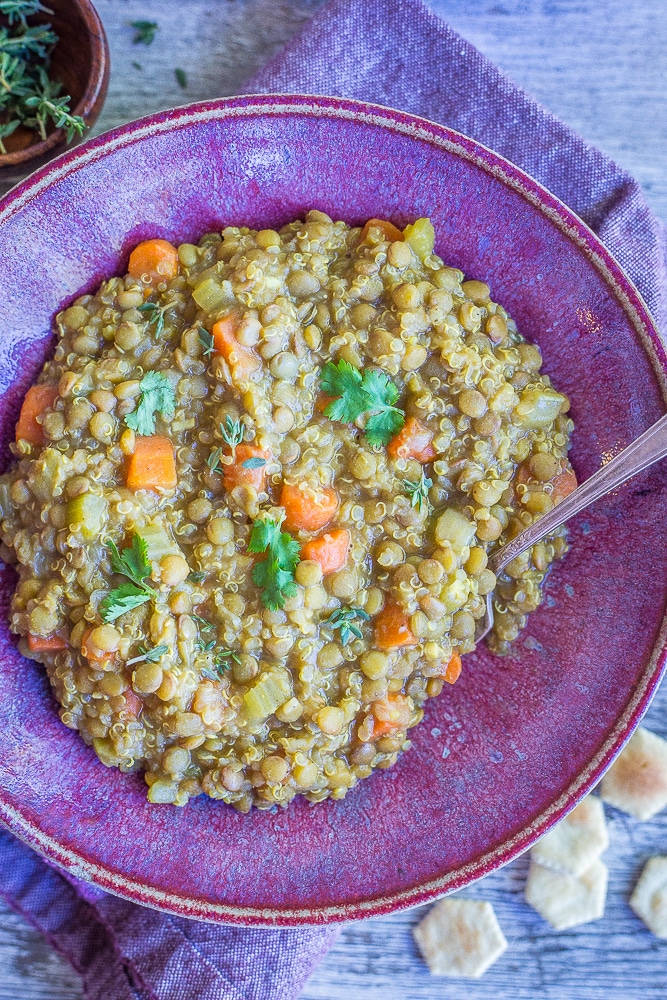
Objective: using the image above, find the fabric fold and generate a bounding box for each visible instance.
[2,0,665,998]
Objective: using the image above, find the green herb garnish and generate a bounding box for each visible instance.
[241,456,266,469]
[320,359,404,446]
[130,19,158,45]
[325,606,370,645]
[188,571,207,583]
[125,370,175,436]
[126,643,168,666]
[100,533,156,623]
[248,518,300,611]
[403,470,433,515]
[174,67,187,90]
[198,326,214,357]
[0,1,50,25]
[107,534,156,592]
[192,614,214,632]
[200,648,239,681]
[137,300,171,336]
[217,648,241,667]
[99,583,152,623]
[196,638,216,653]
[0,4,85,154]
[206,446,223,475]
[220,415,244,457]
[132,60,142,71]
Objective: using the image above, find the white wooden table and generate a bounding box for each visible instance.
[2,1,667,998]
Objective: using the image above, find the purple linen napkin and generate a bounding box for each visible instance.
[1,0,666,998]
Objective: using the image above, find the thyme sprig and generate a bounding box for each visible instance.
[0,3,85,154]
[403,470,433,515]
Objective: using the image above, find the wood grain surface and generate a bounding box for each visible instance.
[1,2,667,998]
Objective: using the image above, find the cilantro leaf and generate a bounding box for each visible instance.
[249,518,300,610]
[100,583,151,623]
[125,370,175,436]
[107,533,153,590]
[319,360,405,446]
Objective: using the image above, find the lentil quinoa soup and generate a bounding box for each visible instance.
[0,212,576,811]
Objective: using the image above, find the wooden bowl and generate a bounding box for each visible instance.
[0,0,109,172]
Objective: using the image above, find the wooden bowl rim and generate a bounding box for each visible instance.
[0,0,109,169]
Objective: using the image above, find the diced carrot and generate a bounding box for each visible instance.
[222,444,271,492]
[212,314,261,381]
[374,597,418,650]
[81,627,113,664]
[122,688,142,718]
[128,239,179,285]
[281,483,339,533]
[15,384,59,446]
[126,435,177,492]
[552,467,578,505]
[300,529,351,576]
[27,633,66,653]
[359,218,404,244]
[387,416,436,462]
[442,650,462,685]
[368,694,413,740]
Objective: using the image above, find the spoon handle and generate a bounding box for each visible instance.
[488,411,667,576]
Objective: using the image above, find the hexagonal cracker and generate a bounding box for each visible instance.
[630,856,667,938]
[531,794,608,876]
[413,898,507,978]
[600,726,667,820]
[524,857,607,930]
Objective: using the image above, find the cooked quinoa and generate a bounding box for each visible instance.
[0,212,575,810]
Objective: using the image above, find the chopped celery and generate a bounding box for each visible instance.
[139,523,180,562]
[243,670,292,724]
[66,493,108,540]
[192,276,232,313]
[403,218,435,260]
[514,387,567,428]
[435,508,476,550]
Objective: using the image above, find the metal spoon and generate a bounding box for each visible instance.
[475,412,667,643]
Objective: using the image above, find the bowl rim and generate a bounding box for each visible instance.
[0,0,110,169]
[1,93,666,926]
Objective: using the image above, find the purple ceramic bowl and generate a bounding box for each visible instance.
[0,95,666,927]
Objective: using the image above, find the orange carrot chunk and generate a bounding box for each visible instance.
[369,693,413,740]
[281,483,339,533]
[222,444,271,492]
[552,467,578,505]
[80,627,113,664]
[359,218,404,244]
[27,633,66,653]
[212,314,261,381]
[387,416,436,462]
[123,688,143,718]
[126,435,177,492]
[128,239,179,285]
[301,529,351,576]
[15,384,59,446]
[442,650,462,685]
[374,598,418,650]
